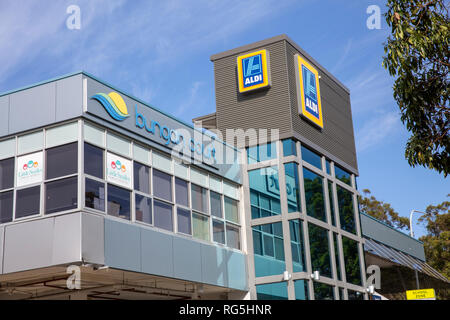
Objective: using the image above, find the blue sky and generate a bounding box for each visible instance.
[0,0,447,238]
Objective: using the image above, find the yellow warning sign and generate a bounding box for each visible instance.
[406,289,436,300]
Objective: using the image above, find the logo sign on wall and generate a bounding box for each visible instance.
[237,49,270,93]
[91,91,130,121]
[17,151,43,187]
[106,152,132,189]
[294,54,323,129]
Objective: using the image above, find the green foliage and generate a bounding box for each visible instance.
[359,189,410,230]
[383,0,450,176]
[418,195,450,280]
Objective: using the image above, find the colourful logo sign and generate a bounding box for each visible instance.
[237,49,270,93]
[22,160,38,171]
[111,160,126,172]
[295,54,323,128]
[91,92,129,121]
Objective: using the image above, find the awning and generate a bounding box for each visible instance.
[364,238,449,283]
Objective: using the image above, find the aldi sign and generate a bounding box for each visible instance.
[237,49,270,93]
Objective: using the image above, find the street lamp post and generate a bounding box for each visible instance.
[409,209,426,290]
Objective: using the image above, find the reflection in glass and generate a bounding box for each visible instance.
[135,194,152,224]
[342,236,362,286]
[249,167,281,219]
[0,158,14,190]
[16,186,40,218]
[191,184,208,213]
[282,139,297,157]
[308,223,332,278]
[313,282,334,300]
[335,165,351,186]
[225,196,239,223]
[333,233,342,281]
[46,142,77,180]
[348,290,364,300]
[284,163,301,213]
[303,168,326,222]
[107,184,131,220]
[294,280,309,300]
[213,219,225,244]
[0,191,13,223]
[252,222,285,277]
[326,159,331,175]
[84,143,103,179]
[45,176,77,214]
[226,223,240,249]
[337,185,356,234]
[177,207,191,235]
[154,200,173,231]
[247,142,277,164]
[134,162,150,194]
[85,178,105,211]
[289,220,305,272]
[328,180,336,226]
[256,282,288,300]
[210,191,222,218]
[153,169,172,201]
[301,145,322,169]
[175,178,189,207]
[192,213,209,241]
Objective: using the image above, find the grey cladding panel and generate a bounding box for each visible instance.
[200,244,228,287]
[52,213,82,265]
[141,227,174,278]
[173,236,202,283]
[55,74,83,121]
[81,213,105,265]
[0,96,9,136]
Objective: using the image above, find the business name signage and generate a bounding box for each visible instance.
[106,152,132,189]
[294,54,323,129]
[237,49,270,93]
[406,289,436,300]
[17,151,43,187]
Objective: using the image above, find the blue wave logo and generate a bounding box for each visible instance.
[91,92,129,121]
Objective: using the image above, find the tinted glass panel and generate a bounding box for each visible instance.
[45,176,77,214]
[154,200,173,231]
[46,142,77,180]
[107,184,131,220]
[0,191,13,223]
[0,158,14,190]
[16,186,40,218]
[301,145,322,169]
[335,166,351,186]
[284,162,301,213]
[210,191,222,218]
[224,196,238,223]
[213,219,225,244]
[309,224,332,278]
[313,282,334,300]
[326,159,331,175]
[191,184,208,213]
[333,233,342,281]
[294,280,309,300]
[135,194,152,224]
[226,223,240,249]
[175,178,189,207]
[153,169,172,201]
[84,143,103,178]
[337,185,356,234]
[282,139,297,157]
[342,236,362,286]
[192,213,209,241]
[134,162,150,194]
[85,178,105,211]
[289,220,305,272]
[256,282,288,300]
[177,207,191,235]
[253,222,285,277]
[247,142,277,164]
[328,180,336,226]
[249,167,281,218]
[303,168,326,222]
[348,290,364,300]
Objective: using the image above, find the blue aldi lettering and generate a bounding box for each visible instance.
[242,54,264,88]
[302,65,319,119]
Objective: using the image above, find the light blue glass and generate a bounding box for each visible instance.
[247,142,277,164]
[289,220,306,272]
[284,162,301,213]
[301,145,322,169]
[256,282,288,300]
[253,222,285,277]
[249,167,281,218]
[282,139,297,157]
[294,280,309,300]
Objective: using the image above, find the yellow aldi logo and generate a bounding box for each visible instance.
[295,54,323,129]
[237,49,270,93]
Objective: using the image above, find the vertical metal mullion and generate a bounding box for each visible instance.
[78,119,83,212]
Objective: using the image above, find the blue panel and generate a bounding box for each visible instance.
[254,255,285,278]
[0,96,8,137]
[104,219,141,272]
[200,244,228,287]
[141,227,174,278]
[226,250,248,291]
[256,282,288,300]
[172,236,202,282]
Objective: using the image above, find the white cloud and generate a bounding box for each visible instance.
[356,111,400,152]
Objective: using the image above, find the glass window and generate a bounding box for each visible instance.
[192,213,209,241]
[177,207,191,235]
[301,145,322,169]
[0,191,13,223]
[85,178,105,211]
[134,162,150,194]
[213,219,225,244]
[0,138,15,160]
[289,220,306,272]
[226,223,240,249]
[256,282,288,300]
[224,196,239,223]
[337,185,356,234]
[223,181,239,199]
[191,184,208,213]
[249,167,281,219]
[303,168,326,222]
[294,280,309,300]
[107,132,130,157]
[247,142,277,164]
[18,131,43,155]
[45,176,77,214]
[342,236,362,286]
[175,178,189,207]
[152,152,172,173]
[84,122,105,147]
[46,142,78,180]
[0,158,14,190]
[209,176,221,193]
[84,143,104,179]
[154,200,173,231]
[253,222,285,277]
[282,139,297,157]
[190,168,208,188]
[135,194,152,224]
[210,191,222,218]
[339,288,345,300]
[328,180,336,226]
[335,165,351,186]
[309,224,332,278]
[15,186,40,218]
[313,282,335,300]
[173,161,188,180]
[153,169,172,201]
[46,122,78,148]
[107,184,131,220]
[284,163,301,213]
[326,159,331,175]
[333,233,342,281]
[133,144,150,165]
[348,290,364,300]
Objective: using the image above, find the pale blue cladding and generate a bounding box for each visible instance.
[141,227,174,278]
[173,237,202,282]
[201,244,228,287]
[227,250,248,290]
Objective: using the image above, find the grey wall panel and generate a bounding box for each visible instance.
[172,236,202,283]
[55,74,83,122]
[0,96,9,136]
[361,213,425,261]
[3,218,54,273]
[0,226,4,274]
[9,82,56,134]
[200,244,228,287]
[81,213,105,265]
[226,250,248,291]
[141,227,174,278]
[52,213,82,265]
[104,219,141,272]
